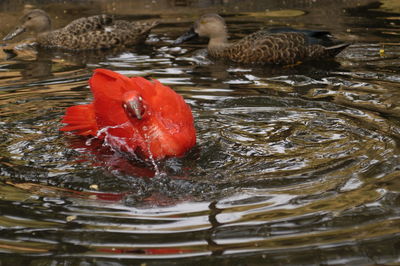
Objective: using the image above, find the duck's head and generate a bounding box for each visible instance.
[3,9,51,41]
[174,14,227,45]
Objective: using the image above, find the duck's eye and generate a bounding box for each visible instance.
[27,16,32,20]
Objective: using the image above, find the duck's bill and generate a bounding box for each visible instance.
[3,26,25,41]
[173,27,198,45]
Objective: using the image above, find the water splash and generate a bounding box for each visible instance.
[142,126,162,177]
[83,122,162,174]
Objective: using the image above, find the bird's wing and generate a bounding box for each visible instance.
[63,14,114,35]
[228,31,310,64]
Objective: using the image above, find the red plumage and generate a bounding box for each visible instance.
[60,69,196,159]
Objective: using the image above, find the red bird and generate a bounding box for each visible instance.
[60,69,196,160]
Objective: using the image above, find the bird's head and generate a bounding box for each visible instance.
[173,13,227,45]
[3,9,51,41]
[122,90,147,121]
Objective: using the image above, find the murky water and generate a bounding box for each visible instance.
[1,0,400,264]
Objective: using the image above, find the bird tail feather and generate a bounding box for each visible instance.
[325,43,350,57]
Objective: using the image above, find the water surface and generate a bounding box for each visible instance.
[1,0,400,265]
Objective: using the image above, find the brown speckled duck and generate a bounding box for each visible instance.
[174,14,349,65]
[3,9,158,50]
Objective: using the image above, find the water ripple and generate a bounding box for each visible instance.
[1,2,400,264]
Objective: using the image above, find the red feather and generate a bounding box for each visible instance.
[60,69,196,159]
[60,104,98,136]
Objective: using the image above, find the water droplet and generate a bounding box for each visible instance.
[85,137,95,146]
[143,132,161,176]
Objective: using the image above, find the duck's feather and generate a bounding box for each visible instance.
[38,18,158,50]
[213,31,348,65]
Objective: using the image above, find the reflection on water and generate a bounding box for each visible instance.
[1,0,400,264]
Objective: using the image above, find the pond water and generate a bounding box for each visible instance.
[1,0,400,264]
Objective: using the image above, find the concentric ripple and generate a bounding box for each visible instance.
[192,96,399,186]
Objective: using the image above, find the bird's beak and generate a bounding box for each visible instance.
[127,97,143,120]
[173,27,198,45]
[3,26,26,41]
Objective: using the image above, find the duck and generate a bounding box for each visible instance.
[173,13,349,65]
[2,9,158,50]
